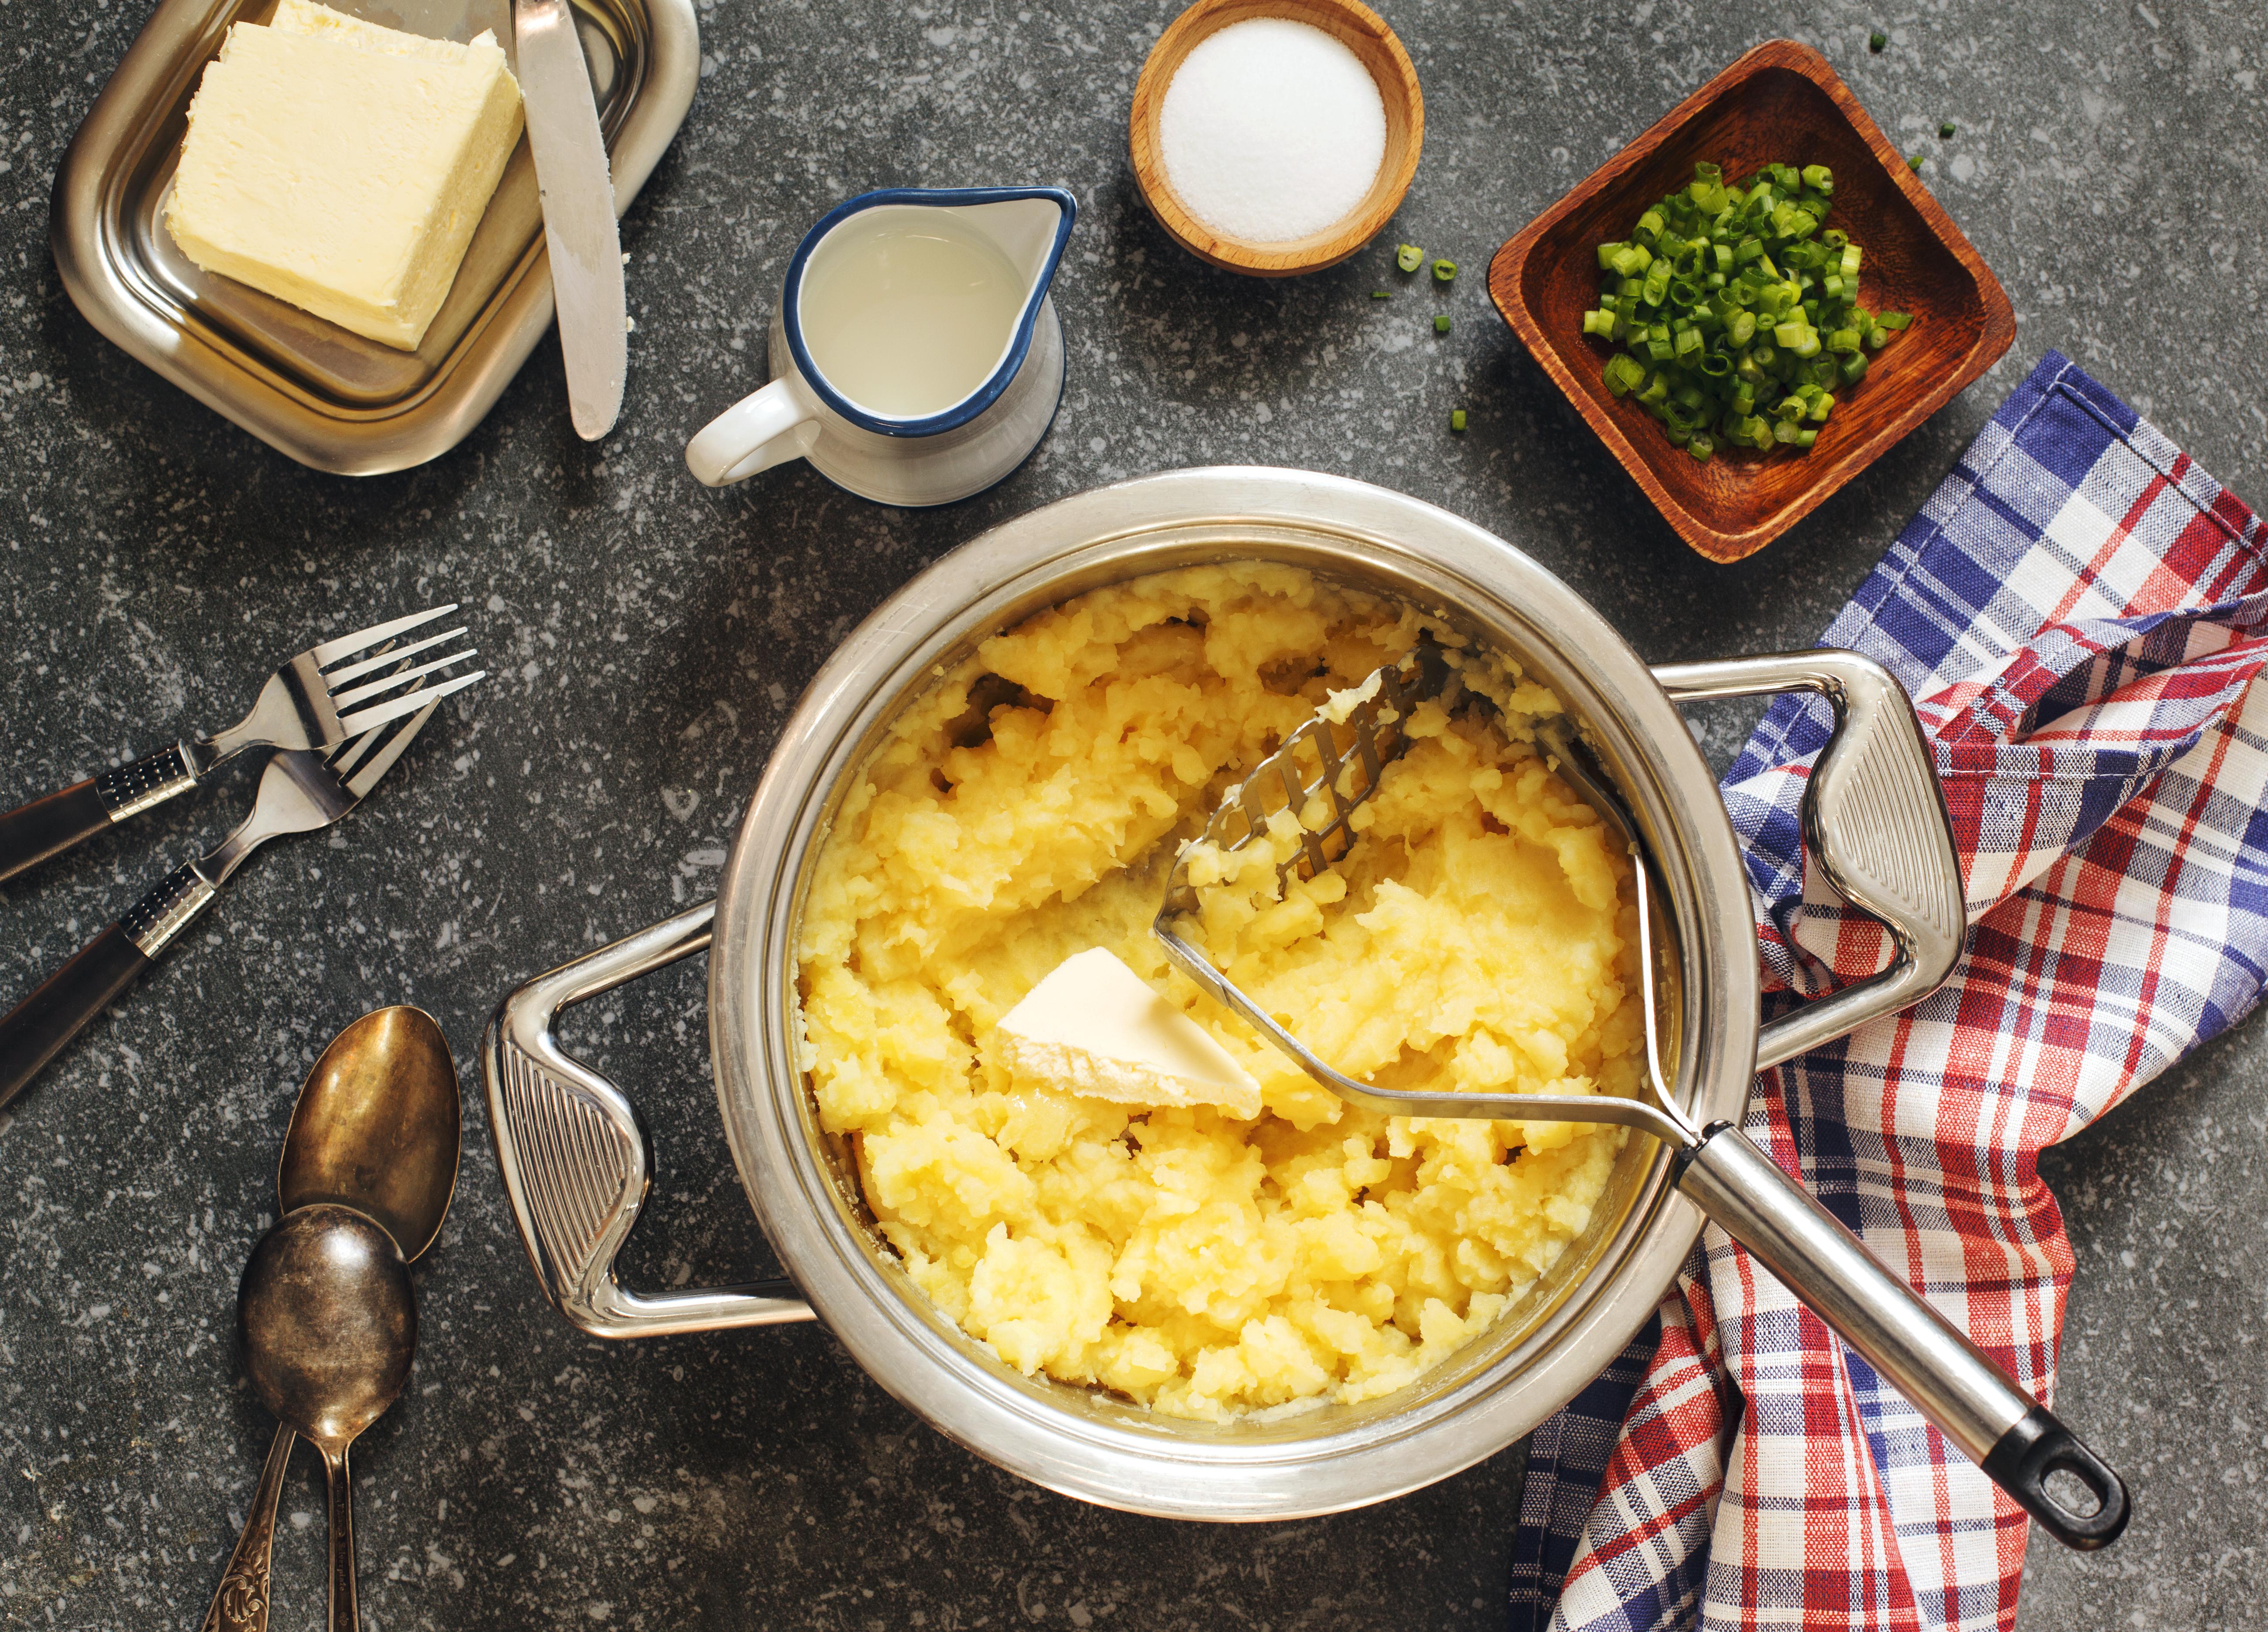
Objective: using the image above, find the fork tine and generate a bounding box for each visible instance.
[310,603,460,668]
[330,650,480,712]
[333,669,486,738]
[326,715,394,780]
[344,700,440,799]
[321,627,470,688]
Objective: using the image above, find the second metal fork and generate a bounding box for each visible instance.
[0,604,483,885]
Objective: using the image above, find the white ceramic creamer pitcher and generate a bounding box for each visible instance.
[686,187,1076,506]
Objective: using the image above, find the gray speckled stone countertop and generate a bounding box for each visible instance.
[3,1,2264,1627]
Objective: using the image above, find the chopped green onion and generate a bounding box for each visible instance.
[1869,29,1887,51]
[1435,314,1452,333]
[1580,155,1905,462]
[1397,243,1424,272]
[1450,409,1467,432]
[1907,153,1925,172]
[1433,258,1458,283]
[1371,290,1392,299]
[1939,121,1957,139]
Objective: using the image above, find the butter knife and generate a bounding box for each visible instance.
[513,0,626,439]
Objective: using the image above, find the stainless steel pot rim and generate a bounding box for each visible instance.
[709,466,1760,1520]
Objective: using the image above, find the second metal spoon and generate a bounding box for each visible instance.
[201,1006,461,1632]
[238,1205,417,1632]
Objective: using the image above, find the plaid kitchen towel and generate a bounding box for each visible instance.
[1507,351,2268,1632]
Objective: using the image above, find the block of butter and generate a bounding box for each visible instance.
[165,0,524,351]
[995,948,1263,1119]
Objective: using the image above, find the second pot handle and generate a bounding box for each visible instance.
[1653,651,1967,1070]
[479,900,814,1338]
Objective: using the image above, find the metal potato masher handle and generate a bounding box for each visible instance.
[1154,646,2127,1551]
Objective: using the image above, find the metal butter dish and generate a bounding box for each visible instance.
[50,0,698,475]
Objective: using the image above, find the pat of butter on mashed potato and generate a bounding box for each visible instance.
[797,564,1639,1420]
[997,947,1263,1119]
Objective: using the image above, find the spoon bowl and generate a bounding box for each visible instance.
[278,1005,460,1261]
[240,1204,416,1441]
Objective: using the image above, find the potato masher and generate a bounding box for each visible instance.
[1151,639,2129,1550]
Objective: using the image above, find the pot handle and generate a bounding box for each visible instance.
[479,901,815,1338]
[1653,651,1967,1069]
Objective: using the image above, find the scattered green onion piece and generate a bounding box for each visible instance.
[1450,409,1467,432]
[1432,258,1458,283]
[1687,431,1715,463]
[1793,427,1819,449]
[1939,121,1957,139]
[1869,30,1887,51]
[1878,310,1912,329]
[1907,153,1925,172]
[1397,243,1424,272]
[1435,314,1453,333]
[1371,290,1392,300]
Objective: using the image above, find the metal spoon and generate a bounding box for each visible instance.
[277,1006,462,1262]
[202,1007,461,1632]
[236,1204,417,1632]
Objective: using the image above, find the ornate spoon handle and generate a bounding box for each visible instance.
[201,1425,295,1632]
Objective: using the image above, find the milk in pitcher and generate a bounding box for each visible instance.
[798,212,1029,418]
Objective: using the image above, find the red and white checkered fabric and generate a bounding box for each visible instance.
[1511,353,2268,1632]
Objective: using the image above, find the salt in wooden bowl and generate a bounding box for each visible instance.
[1129,0,1423,278]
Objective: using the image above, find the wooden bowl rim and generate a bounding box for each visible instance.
[1486,37,2015,562]
[1129,0,1425,278]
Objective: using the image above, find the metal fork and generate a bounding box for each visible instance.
[0,605,482,884]
[0,700,440,1111]
[1152,639,2128,1551]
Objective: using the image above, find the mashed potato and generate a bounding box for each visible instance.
[796,564,1639,1419]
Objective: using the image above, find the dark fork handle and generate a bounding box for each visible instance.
[0,781,111,886]
[0,864,215,1111]
[0,745,200,885]
[0,925,147,1110]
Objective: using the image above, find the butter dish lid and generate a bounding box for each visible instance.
[50,0,698,476]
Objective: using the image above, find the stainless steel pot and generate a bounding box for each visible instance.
[480,468,2116,1534]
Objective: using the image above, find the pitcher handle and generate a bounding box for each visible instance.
[1653,650,1967,1069]
[686,377,824,488]
[479,901,815,1337]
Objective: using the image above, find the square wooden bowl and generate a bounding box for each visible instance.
[1487,38,2013,562]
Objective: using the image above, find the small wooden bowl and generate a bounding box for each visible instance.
[1129,0,1423,277]
[1487,39,2013,562]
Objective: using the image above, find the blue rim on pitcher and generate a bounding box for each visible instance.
[781,186,1078,439]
